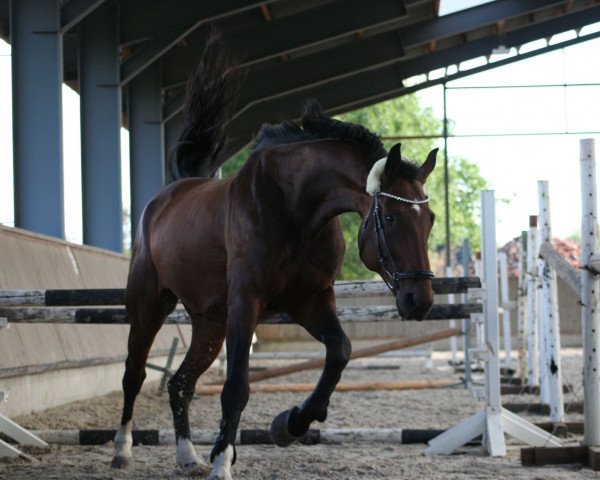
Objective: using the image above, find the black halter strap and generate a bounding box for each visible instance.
[359,193,435,293]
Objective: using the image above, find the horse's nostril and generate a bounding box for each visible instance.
[404,292,416,310]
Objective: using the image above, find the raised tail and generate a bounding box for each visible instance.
[169,32,244,180]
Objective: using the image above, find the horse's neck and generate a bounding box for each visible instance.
[277,145,372,234]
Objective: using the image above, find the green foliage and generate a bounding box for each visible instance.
[220,93,489,280]
[426,156,488,253]
[221,146,251,177]
[338,213,371,280]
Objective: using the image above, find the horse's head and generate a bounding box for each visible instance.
[359,143,437,320]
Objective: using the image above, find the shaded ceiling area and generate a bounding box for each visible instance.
[1,0,600,156]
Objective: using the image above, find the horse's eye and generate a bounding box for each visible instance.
[384,214,395,223]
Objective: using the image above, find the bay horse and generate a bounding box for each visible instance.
[111,34,437,480]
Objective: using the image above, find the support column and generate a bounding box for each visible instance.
[11,0,64,238]
[80,5,123,252]
[128,62,164,240]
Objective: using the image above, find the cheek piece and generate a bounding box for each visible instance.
[360,157,435,293]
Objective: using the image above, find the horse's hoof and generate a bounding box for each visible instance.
[178,460,210,476]
[110,455,133,469]
[207,445,234,480]
[207,472,233,480]
[270,407,301,447]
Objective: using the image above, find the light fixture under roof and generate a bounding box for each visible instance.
[491,45,510,55]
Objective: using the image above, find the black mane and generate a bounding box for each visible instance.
[253,100,388,164]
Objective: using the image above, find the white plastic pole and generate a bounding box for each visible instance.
[498,252,512,371]
[580,138,600,446]
[537,232,550,405]
[537,181,564,423]
[517,232,528,384]
[526,216,540,387]
[474,253,484,365]
[460,240,473,386]
[446,266,458,365]
[481,190,504,454]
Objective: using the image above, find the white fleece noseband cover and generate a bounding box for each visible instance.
[366,155,415,195]
[366,155,430,204]
[366,157,387,195]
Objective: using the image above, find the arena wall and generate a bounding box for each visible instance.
[0,225,190,417]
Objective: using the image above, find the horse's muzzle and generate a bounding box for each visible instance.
[395,287,433,320]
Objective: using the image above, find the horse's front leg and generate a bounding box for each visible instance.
[208,290,263,480]
[271,288,351,445]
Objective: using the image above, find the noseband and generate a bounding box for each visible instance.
[359,192,435,294]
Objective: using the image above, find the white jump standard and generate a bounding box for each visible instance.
[425,190,561,456]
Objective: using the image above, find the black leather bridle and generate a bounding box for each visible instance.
[359,192,435,294]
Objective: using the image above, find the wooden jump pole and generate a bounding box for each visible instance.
[197,379,455,395]
[29,427,449,446]
[0,277,482,307]
[0,304,482,324]
[30,422,575,447]
[195,327,462,392]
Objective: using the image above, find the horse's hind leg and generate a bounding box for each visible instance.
[111,277,177,469]
[167,313,225,473]
[271,287,351,445]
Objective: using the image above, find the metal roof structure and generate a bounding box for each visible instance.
[2,0,600,251]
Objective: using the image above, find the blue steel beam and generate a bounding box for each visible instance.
[128,62,164,240]
[79,5,123,252]
[61,0,106,33]
[120,0,275,45]
[11,0,65,239]
[163,0,408,76]
[119,0,269,86]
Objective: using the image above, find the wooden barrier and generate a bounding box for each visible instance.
[28,421,579,447]
[0,303,482,324]
[28,427,444,446]
[0,277,481,307]
[196,379,456,395]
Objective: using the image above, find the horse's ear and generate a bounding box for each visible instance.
[384,143,402,182]
[419,148,438,183]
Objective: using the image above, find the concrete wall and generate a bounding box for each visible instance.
[0,225,191,417]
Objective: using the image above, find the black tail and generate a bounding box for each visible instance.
[169,32,244,180]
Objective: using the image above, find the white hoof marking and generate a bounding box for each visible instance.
[112,421,133,469]
[114,421,133,458]
[176,437,208,471]
[207,445,234,480]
